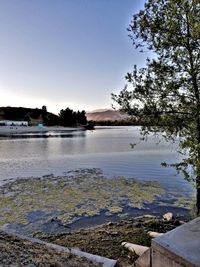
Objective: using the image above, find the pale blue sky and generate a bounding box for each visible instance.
[0,0,147,114]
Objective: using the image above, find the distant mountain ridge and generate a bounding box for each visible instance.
[86,109,128,121]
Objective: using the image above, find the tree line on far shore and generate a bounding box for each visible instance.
[0,106,165,127]
[0,106,87,127]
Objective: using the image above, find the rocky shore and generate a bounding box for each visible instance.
[0,215,188,267]
[39,215,187,267]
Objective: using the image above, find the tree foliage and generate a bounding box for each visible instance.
[59,108,87,126]
[0,106,87,127]
[112,0,200,182]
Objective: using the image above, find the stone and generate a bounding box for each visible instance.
[107,222,114,226]
[147,231,164,238]
[178,220,186,225]
[121,242,149,256]
[162,212,173,221]
[110,232,118,236]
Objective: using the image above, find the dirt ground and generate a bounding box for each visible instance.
[40,216,185,267]
[0,231,102,267]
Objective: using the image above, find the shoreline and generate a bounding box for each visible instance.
[0,126,85,136]
[0,169,192,237]
[29,215,189,267]
[0,215,186,267]
[0,169,192,266]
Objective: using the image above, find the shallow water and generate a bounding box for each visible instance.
[0,168,190,235]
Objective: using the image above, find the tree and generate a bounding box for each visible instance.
[59,108,87,126]
[41,105,48,124]
[112,0,200,212]
[77,110,87,125]
[31,108,41,119]
[59,108,75,126]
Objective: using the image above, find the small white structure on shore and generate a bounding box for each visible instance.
[0,120,28,126]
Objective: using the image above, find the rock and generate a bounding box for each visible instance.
[163,212,173,221]
[110,232,118,236]
[133,222,142,228]
[143,214,156,219]
[121,242,149,256]
[107,222,114,226]
[147,231,164,238]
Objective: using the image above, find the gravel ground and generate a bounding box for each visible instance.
[0,231,102,267]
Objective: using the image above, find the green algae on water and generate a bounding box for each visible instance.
[0,169,165,226]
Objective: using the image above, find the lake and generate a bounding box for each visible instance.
[0,126,193,235]
[0,126,191,191]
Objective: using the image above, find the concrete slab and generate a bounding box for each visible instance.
[134,248,151,267]
[152,217,200,267]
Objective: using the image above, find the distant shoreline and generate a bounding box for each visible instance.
[0,126,85,135]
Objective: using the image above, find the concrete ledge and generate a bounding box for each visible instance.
[152,217,200,267]
[134,248,151,267]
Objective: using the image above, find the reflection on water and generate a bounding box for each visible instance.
[0,126,192,192]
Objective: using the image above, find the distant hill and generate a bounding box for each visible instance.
[0,106,59,126]
[0,106,130,125]
[86,110,129,121]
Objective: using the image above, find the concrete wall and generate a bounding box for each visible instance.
[151,217,200,267]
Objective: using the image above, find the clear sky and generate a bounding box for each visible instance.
[0,0,147,114]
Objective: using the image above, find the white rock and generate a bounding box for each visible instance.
[121,242,149,256]
[179,220,186,225]
[147,231,164,238]
[163,212,173,221]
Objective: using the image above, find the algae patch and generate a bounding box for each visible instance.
[0,169,165,227]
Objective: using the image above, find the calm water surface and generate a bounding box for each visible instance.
[0,126,192,192]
